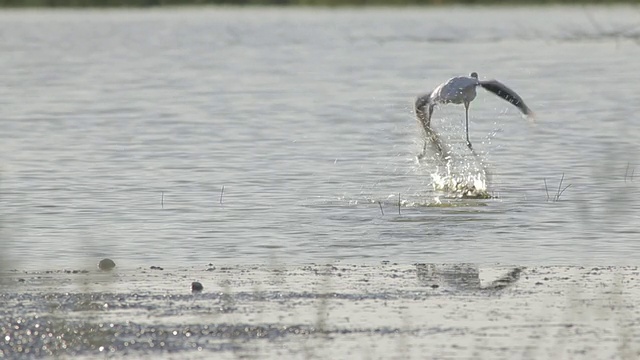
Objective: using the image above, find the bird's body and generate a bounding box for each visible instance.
[431,76,479,105]
[415,72,532,151]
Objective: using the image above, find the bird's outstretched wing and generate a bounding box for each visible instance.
[480,80,533,116]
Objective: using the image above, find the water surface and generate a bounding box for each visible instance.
[1,6,640,269]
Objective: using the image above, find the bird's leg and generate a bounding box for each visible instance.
[464,102,472,149]
[417,140,427,160]
[427,104,434,129]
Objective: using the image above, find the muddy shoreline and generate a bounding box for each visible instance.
[2,263,639,359]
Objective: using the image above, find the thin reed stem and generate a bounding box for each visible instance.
[557,184,571,201]
[554,173,565,202]
[544,178,549,202]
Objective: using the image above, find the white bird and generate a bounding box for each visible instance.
[415,72,533,150]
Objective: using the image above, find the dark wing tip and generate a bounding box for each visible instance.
[480,80,532,116]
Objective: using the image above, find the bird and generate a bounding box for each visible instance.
[415,72,533,151]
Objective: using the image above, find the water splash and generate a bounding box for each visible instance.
[430,168,490,199]
[419,131,492,199]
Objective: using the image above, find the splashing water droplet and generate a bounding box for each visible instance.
[431,169,490,199]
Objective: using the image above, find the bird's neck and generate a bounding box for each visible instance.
[414,94,431,134]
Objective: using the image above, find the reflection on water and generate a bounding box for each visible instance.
[416,264,523,291]
[1,7,640,268]
[416,263,482,290]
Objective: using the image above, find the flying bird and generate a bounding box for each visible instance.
[415,72,533,150]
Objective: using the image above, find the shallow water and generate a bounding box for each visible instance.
[1,6,640,269]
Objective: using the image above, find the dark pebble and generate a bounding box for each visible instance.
[191,282,204,292]
[150,266,164,270]
[98,258,116,271]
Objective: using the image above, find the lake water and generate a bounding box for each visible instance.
[1,6,639,269]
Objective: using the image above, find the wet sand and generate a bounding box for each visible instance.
[1,263,639,359]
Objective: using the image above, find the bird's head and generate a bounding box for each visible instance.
[415,95,429,111]
[470,72,478,79]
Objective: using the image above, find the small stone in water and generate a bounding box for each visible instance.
[191,282,203,292]
[98,259,116,271]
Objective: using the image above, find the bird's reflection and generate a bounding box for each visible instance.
[416,263,523,291]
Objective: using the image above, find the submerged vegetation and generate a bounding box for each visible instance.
[0,0,638,7]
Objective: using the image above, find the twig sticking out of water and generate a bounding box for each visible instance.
[398,193,401,216]
[378,201,384,216]
[161,191,164,209]
[556,184,571,202]
[555,173,565,202]
[544,179,550,202]
[220,186,225,205]
[625,163,630,183]
[624,163,635,183]
[545,174,571,202]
